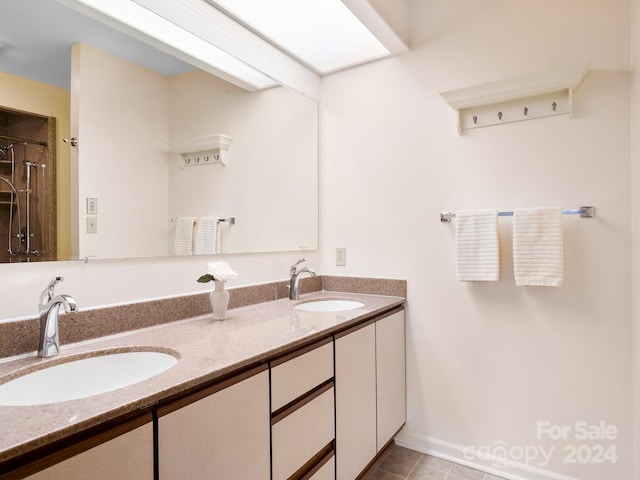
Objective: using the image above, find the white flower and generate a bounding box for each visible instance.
[198,261,238,283]
[207,261,237,280]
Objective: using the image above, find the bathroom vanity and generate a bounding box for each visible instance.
[0,285,405,480]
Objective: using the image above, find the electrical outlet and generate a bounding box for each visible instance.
[336,247,346,266]
[86,216,97,234]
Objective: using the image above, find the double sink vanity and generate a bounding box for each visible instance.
[0,277,406,480]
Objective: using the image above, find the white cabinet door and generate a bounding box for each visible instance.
[26,423,153,480]
[376,310,406,451]
[158,368,270,480]
[335,321,377,480]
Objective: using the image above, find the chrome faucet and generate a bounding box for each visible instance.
[38,276,78,358]
[288,258,316,300]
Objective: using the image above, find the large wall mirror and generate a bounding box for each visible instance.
[0,0,318,263]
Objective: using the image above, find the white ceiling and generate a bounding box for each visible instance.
[0,0,194,89]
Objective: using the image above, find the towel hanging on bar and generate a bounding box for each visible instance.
[513,207,564,287]
[174,217,196,256]
[455,209,500,282]
[194,217,220,255]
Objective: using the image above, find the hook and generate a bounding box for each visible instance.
[523,107,528,116]
[472,115,478,125]
[551,101,557,111]
[497,111,503,120]
[63,137,78,147]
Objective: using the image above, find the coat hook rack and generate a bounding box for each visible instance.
[439,65,589,134]
[172,134,233,167]
[453,93,575,133]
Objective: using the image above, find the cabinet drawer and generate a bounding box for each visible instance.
[271,340,333,411]
[309,456,335,480]
[272,387,335,480]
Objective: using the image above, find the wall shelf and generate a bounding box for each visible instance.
[172,134,233,166]
[440,66,590,135]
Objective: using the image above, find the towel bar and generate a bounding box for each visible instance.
[171,217,235,225]
[440,206,595,222]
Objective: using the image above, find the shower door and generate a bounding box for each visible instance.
[0,106,57,262]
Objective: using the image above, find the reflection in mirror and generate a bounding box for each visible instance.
[0,0,318,262]
[73,44,318,259]
[168,70,318,255]
[0,108,56,263]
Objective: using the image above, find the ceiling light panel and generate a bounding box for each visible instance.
[207,0,391,74]
[58,0,278,91]
[132,0,320,98]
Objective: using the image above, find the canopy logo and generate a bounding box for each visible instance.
[463,421,618,470]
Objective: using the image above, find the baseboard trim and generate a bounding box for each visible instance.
[393,429,578,480]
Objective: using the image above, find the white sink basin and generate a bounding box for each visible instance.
[295,299,365,312]
[0,350,178,406]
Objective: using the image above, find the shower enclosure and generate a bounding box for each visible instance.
[0,106,57,262]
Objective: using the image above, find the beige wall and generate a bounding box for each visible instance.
[72,44,170,259]
[321,1,632,479]
[0,71,71,259]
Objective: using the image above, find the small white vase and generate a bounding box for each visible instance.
[209,280,230,320]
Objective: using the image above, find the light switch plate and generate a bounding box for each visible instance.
[336,247,346,266]
[86,216,97,234]
[86,197,98,215]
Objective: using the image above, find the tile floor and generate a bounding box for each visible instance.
[368,445,507,480]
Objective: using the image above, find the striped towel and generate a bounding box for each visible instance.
[194,217,220,255]
[455,209,500,282]
[174,217,196,256]
[513,207,564,287]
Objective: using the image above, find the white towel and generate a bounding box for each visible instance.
[455,209,500,282]
[513,207,564,287]
[194,217,220,255]
[174,217,196,256]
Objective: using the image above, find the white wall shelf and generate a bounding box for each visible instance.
[440,66,590,135]
[172,134,233,166]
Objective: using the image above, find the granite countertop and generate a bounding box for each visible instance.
[0,290,404,465]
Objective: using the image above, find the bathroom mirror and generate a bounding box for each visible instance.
[0,0,318,262]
